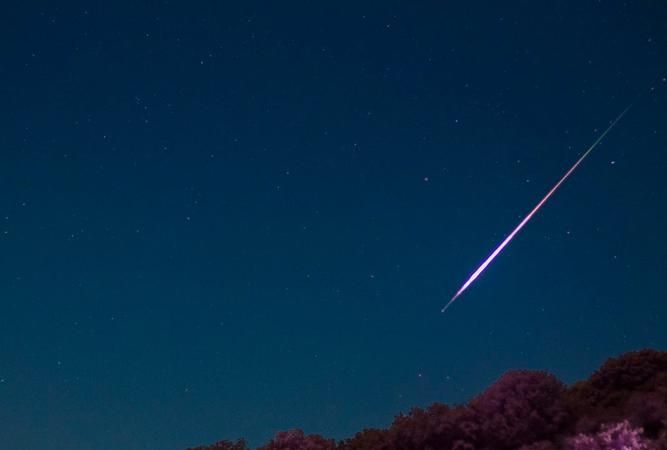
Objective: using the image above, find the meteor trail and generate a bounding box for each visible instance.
[441,104,632,313]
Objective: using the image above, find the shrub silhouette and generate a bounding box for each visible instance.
[257,429,336,450]
[565,349,667,435]
[188,349,667,450]
[469,370,569,449]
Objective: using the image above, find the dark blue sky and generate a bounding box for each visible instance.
[1,2,666,449]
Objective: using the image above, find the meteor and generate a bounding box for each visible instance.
[441,104,632,313]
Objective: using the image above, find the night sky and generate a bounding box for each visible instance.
[1,2,666,450]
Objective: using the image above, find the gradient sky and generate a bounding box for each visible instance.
[1,2,666,450]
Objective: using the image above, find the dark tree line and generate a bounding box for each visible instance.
[188,349,667,450]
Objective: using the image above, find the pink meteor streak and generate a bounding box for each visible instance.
[442,105,632,313]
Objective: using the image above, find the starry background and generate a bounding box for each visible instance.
[1,2,666,450]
